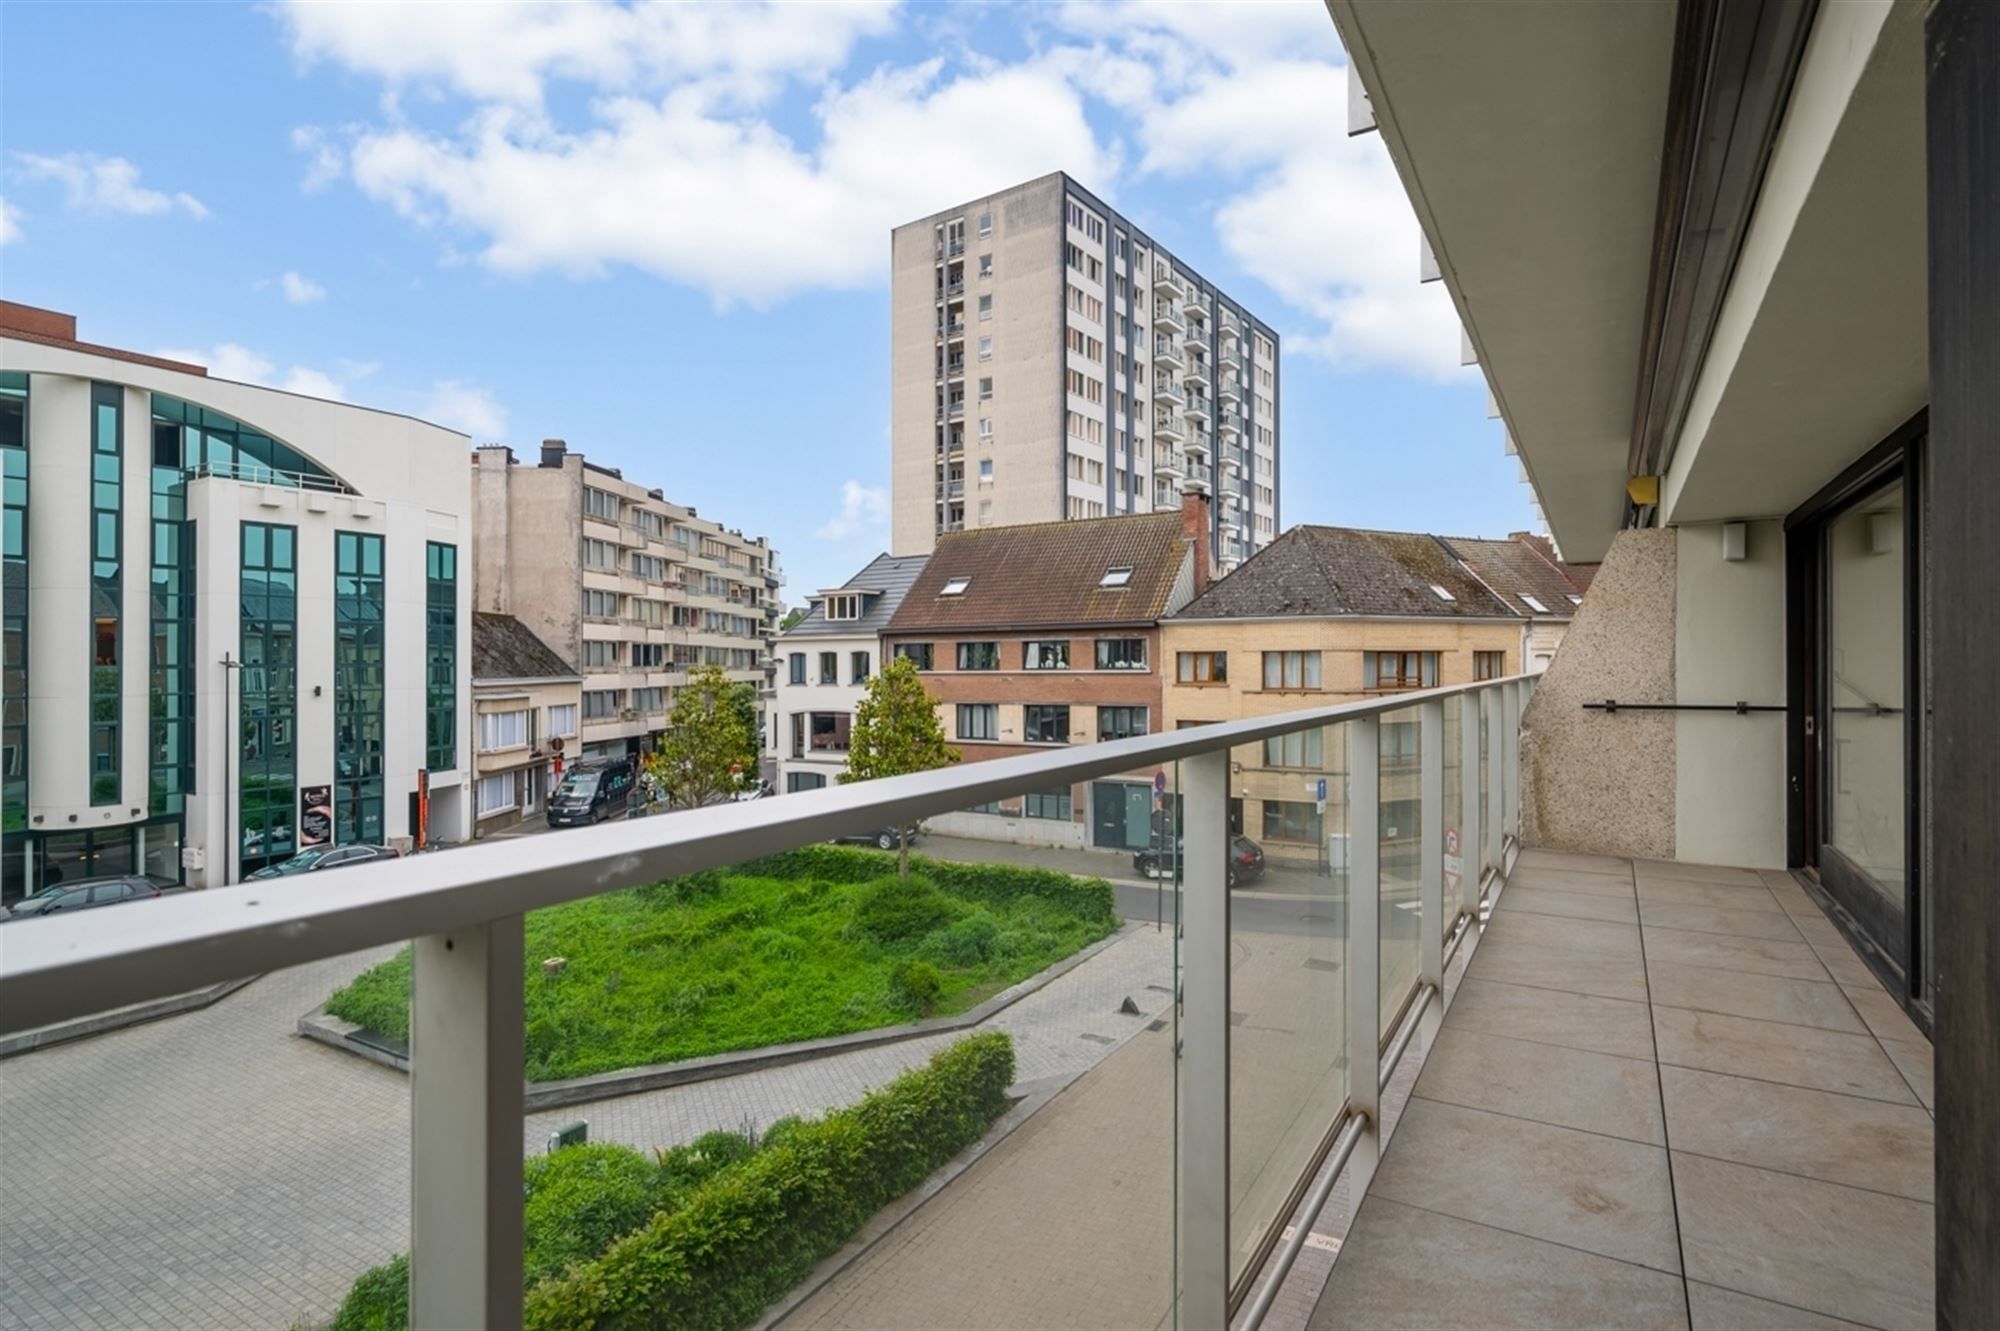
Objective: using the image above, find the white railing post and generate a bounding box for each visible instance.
[411,916,525,1331]
[1459,692,1483,919]
[1418,700,1444,988]
[1484,689,1504,876]
[1345,717,1382,1188]
[1178,749,1231,1331]
[1501,681,1521,852]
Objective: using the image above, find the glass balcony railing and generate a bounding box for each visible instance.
[0,676,1536,1331]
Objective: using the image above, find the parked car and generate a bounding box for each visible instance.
[732,779,773,802]
[547,758,637,828]
[1133,834,1267,888]
[828,825,919,851]
[0,875,186,923]
[247,844,401,880]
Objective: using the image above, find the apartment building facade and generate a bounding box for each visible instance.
[890,172,1279,576]
[770,552,927,795]
[1161,524,1587,866]
[0,302,474,897]
[472,440,782,762]
[880,500,1207,850]
[469,611,580,834]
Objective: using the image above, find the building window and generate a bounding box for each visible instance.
[631,642,666,669]
[1262,650,1322,690]
[957,641,999,670]
[819,651,838,685]
[1094,638,1147,671]
[979,418,993,440]
[634,687,666,714]
[547,703,578,737]
[978,459,994,484]
[582,689,622,720]
[631,553,667,582]
[583,487,620,521]
[240,522,297,870]
[1097,706,1148,742]
[788,653,806,685]
[425,543,456,771]
[1099,565,1133,588]
[1262,799,1323,844]
[1023,639,1069,670]
[1024,704,1070,744]
[1264,729,1325,769]
[1366,651,1438,690]
[957,703,998,741]
[941,576,971,596]
[89,383,122,806]
[476,770,518,817]
[978,337,992,361]
[478,709,530,751]
[979,254,993,279]
[787,771,827,793]
[978,211,991,236]
[978,377,993,401]
[334,531,386,846]
[1473,650,1505,681]
[149,393,196,817]
[1,372,27,873]
[583,588,620,619]
[826,593,862,621]
[851,650,870,685]
[978,294,992,321]
[582,538,617,569]
[1024,788,1072,821]
[1383,719,1421,767]
[894,642,934,671]
[809,712,851,752]
[1177,651,1227,684]
[583,640,622,669]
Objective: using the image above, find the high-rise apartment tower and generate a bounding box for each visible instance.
[890,173,1280,573]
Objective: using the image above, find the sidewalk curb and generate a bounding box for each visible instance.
[0,975,259,1059]
[297,922,1139,1110]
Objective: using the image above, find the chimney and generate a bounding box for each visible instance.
[0,301,78,342]
[1181,491,1212,593]
[540,438,567,468]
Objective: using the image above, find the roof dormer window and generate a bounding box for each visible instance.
[826,593,862,622]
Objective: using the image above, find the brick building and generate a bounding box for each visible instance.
[880,496,1209,849]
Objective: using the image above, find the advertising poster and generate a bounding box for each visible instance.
[300,784,333,848]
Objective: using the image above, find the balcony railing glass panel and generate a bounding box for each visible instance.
[1379,705,1424,1030]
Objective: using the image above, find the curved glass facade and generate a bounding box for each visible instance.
[89,383,122,806]
[240,522,298,873]
[151,395,344,491]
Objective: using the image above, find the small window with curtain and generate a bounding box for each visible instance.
[1177,651,1226,684]
[1023,639,1069,670]
[957,641,1000,670]
[1024,788,1072,821]
[1261,650,1321,690]
[957,703,998,741]
[1023,705,1070,744]
[851,650,870,685]
[1094,638,1147,670]
[1096,706,1148,742]
[1364,651,1438,690]
[1473,650,1504,681]
[893,642,934,671]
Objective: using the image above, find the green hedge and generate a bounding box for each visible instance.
[524,1031,1017,1331]
[740,845,1116,926]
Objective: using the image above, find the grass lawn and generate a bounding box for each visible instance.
[323,847,1116,1081]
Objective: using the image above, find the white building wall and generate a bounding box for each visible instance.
[772,631,875,791]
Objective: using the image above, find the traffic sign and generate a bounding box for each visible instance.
[1153,770,1167,794]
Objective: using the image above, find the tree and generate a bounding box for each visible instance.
[841,656,959,877]
[645,665,759,810]
[780,606,806,631]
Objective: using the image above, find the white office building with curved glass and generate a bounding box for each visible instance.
[0,301,473,901]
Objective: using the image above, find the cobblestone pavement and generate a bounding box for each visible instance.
[0,925,1174,1331]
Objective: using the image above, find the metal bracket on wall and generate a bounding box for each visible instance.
[1586,700,1784,715]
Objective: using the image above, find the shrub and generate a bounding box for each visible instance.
[850,875,962,943]
[330,1252,407,1331]
[523,1144,675,1286]
[657,1130,757,1197]
[921,912,1001,967]
[324,949,414,1043]
[887,959,944,1016]
[739,846,1118,926]
[524,1033,1016,1331]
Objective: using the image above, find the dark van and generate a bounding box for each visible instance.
[546,758,636,828]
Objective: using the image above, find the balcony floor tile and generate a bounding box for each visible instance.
[1442,977,1656,1060]
[1480,911,1644,959]
[1635,876,1787,914]
[1652,1006,1917,1104]
[1641,926,1830,981]
[1646,961,1868,1033]
[1412,1027,1665,1145]
[1492,885,1640,925]
[1637,900,1805,942]
[1686,1282,1874,1331]
[1506,864,1638,898]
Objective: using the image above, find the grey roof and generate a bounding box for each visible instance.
[473,612,578,681]
[783,552,929,639]
[1174,526,1584,622]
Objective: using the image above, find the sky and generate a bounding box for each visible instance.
[0,0,1532,601]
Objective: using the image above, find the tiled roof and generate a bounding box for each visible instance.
[1440,533,1592,618]
[1175,525,1586,621]
[887,512,1190,632]
[783,552,929,639]
[473,612,578,681]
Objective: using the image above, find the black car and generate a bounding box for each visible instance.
[247,844,401,880]
[547,759,637,827]
[0,875,186,922]
[1133,835,1267,888]
[828,825,919,851]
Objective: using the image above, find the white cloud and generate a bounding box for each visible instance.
[420,379,508,439]
[0,196,20,245]
[155,343,355,400]
[279,271,327,304]
[815,481,888,542]
[12,151,207,219]
[291,126,345,191]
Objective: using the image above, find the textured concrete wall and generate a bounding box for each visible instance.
[1521,528,1676,858]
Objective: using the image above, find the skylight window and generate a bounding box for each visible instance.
[1429,584,1455,602]
[1100,566,1134,588]
[941,576,971,596]
[1567,594,1583,605]
[1521,594,1550,614]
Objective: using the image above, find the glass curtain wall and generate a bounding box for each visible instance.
[240,523,298,874]
[1,373,26,903]
[335,532,386,844]
[425,542,456,772]
[150,427,195,822]
[89,383,122,806]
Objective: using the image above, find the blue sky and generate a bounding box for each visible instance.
[0,0,1533,600]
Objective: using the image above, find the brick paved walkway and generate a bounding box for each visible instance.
[0,925,1175,1330]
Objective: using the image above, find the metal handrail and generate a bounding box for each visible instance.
[0,675,1532,1033]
